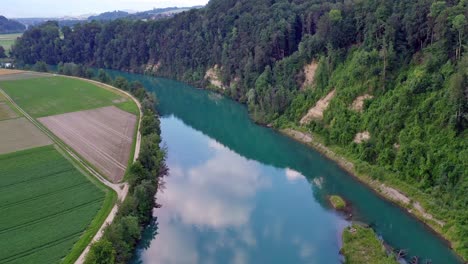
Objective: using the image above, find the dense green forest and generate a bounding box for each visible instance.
[0,16,25,34]
[11,0,467,259]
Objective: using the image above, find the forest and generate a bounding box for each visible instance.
[10,0,468,259]
[0,16,25,34]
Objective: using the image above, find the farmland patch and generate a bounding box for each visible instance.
[0,102,18,120]
[39,106,137,182]
[0,145,107,264]
[0,70,49,81]
[0,33,22,54]
[0,76,124,117]
[0,117,52,155]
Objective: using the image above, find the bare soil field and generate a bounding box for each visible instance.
[39,106,137,182]
[0,102,18,120]
[0,69,24,75]
[0,117,52,154]
[0,71,50,81]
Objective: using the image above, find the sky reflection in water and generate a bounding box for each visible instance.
[138,116,346,264]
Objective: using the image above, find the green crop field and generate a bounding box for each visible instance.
[115,100,140,115]
[0,145,113,264]
[0,33,22,55]
[0,76,131,117]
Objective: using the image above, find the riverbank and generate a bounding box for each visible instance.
[279,127,465,262]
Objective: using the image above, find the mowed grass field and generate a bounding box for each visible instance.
[0,145,114,264]
[0,33,22,54]
[0,76,127,117]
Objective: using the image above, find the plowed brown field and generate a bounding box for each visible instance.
[39,106,137,182]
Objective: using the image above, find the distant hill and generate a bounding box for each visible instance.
[127,6,204,20]
[88,7,204,21]
[14,6,204,28]
[0,16,25,34]
[88,11,129,21]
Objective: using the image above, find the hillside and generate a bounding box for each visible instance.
[88,11,129,21]
[11,0,468,260]
[0,16,25,34]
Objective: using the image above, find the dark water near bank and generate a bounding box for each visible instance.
[107,71,461,264]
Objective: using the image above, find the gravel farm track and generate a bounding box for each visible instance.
[0,73,143,264]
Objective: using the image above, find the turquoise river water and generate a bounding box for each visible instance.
[106,72,461,264]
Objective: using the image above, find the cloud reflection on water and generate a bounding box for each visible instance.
[142,139,270,263]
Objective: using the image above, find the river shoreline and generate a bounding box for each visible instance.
[278,128,465,262]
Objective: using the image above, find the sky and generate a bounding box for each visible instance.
[2,0,209,18]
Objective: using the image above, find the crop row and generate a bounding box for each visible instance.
[0,146,106,264]
[0,169,87,205]
[0,199,102,262]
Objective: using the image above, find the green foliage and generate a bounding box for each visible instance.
[98,69,111,84]
[113,77,129,90]
[33,61,48,72]
[58,62,94,78]
[329,195,346,210]
[0,16,25,34]
[0,46,6,58]
[342,225,398,264]
[85,240,116,264]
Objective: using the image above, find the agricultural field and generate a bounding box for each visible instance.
[0,73,137,261]
[0,118,52,154]
[0,76,127,117]
[0,145,110,264]
[0,70,48,81]
[39,106,137,182]
[0,102,18,120]
[0,33,22,55]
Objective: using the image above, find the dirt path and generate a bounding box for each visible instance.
[0,76,142,264]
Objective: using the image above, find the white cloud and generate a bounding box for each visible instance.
[285,168,304,182]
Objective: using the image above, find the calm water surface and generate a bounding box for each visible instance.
[107,72,461,264]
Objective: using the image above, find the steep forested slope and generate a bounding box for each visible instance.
[11,0,467,259]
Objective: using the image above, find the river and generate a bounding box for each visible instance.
[106,71,461,264]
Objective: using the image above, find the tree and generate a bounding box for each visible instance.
[85,240,116,264]
[449,55,468,132]
[33,61,48,72]
[0,46,6,58]
[97,69,111,84]
[452,14,466,60]
[113,76,129,90]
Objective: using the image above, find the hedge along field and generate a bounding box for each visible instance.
[0,145,112,264]
[0,76,129,117]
